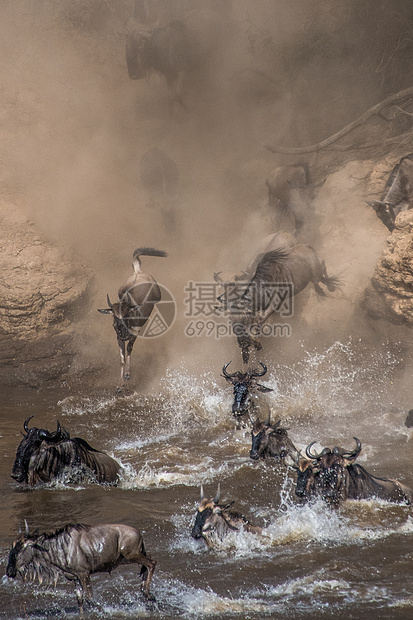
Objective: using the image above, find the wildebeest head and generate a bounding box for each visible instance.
[294,437,362,506]
[191,485,261,547]
[6,522,43,580]
[98,294,136,341]
[222,362,272,419]
[191,485,223,542]
[367,201,396,231]
[250,417,296,462]
[11,417,67,484]
[125,25,153,80]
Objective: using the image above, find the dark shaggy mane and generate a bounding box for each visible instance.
[219,504,250,525]
[29,523,89,542]
[252,248,291,280]
[72,437,104,453]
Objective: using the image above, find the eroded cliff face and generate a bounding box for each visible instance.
[363,210,413,325]
[0,200,93,387]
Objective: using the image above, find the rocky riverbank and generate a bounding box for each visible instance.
[0,199,93,387]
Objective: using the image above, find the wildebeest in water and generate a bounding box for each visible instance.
[215,245,341,363]
[250,416,299,465]
[126,19,197,108]
[11,416,121,486]
[368,153,413,231]
[98,247,167,392]
[6,522,156,617]
[294,437,413,507]
[191,485,262,548]
[221,361,273,425]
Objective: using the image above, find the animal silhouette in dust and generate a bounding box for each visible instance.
[140,148,179,229]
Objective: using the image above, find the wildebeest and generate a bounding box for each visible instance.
[6,522,156,617]
[243,231,296,277]
[98,247,167,392]
[126,20,196,107]
[191,485,262,548]
[221,361,273,425]
[140,148,179,197]
[11,416,121,486]
[250,417,299,465]
[368,153,413,231]
[405,409,413,428]
[266,164,316,235]
[294,437,413,507]
[215,245,341,363]
[140,148,179,228]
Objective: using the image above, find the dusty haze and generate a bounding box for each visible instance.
[2,0,413,390]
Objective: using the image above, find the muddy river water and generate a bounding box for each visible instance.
[0,340,412,619]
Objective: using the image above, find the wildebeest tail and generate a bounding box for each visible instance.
[322,273,343,292]
[133,247,168,259]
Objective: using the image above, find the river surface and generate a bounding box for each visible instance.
[0,340,412,619]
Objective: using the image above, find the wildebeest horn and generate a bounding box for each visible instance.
[200,484,205,500]
[343,437,362,459]
[38,421,63,442]
[306,442,331,460]
[25,519,29,536]
[214,483,221,504]
[23,415,35,434]
[213,272,226,284]
[107,294,114,309]
[222,362,237,378]
[250,362,267,378]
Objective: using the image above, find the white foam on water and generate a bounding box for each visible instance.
[153,579,273,617]
[119,459,232,490]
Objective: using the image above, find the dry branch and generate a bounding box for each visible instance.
[264,86,413,155]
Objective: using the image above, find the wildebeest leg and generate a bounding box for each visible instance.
[75,575,93,619]
[269,200,283,232]
[125,336,137,382]
[141,555,157,599]
[172,72,186,109]
[313,282,327,297]
[294,213,304,234]
[117,337,127,391]
[312,259,341,296]
[122,544,156,599]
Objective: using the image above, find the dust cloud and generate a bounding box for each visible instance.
[2,0,413,390]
